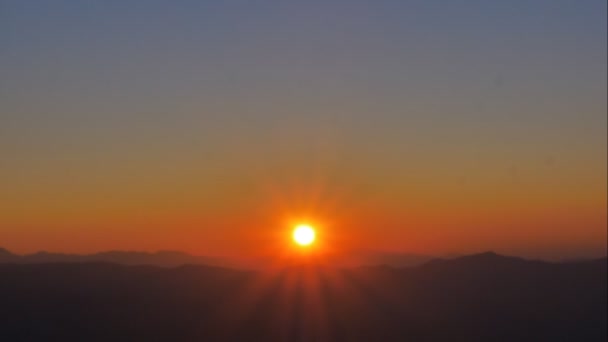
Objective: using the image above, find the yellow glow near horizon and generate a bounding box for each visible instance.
[293,224,316,246]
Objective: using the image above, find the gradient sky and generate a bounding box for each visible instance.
[1,1,606,260]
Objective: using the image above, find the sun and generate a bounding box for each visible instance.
[292,224,316,246]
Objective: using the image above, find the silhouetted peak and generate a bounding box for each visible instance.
[0,247,16,258]
[421,251,547,271]
[477,251,499,257]
[156,250,192,257]
[30,251,67,257]
[356,263,393,270]
[462,251,504,261]
[0,249,227,267]
[454,251,530,263]
[95,250,189,257]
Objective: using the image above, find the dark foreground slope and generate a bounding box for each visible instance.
[0,253,605,341]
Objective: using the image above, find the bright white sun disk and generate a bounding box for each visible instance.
[293,224,316,246]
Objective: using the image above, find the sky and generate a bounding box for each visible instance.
[1,1,606,260]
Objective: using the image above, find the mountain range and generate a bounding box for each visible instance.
[0,251,605,341]
[0,247,434,269]
[0,247,224,267]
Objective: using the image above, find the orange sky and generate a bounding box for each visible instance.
[1,1,606,261]
[2,165,605,260]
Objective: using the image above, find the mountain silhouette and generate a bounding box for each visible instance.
[418,250,545,270]
[0,248,226,267]
[0,247,433,269]
[0,247,16,262]
[0,251,605,341]
[328,249,433,267]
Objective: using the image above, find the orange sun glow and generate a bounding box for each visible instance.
[292,224,316,246]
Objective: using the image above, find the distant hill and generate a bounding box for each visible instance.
[0,247,16,261]
[323,248,434,267]
[0,251,605,341]
[419,250,544,269]
[0,247,434,269]
[0,248,226,268]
